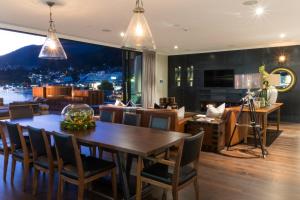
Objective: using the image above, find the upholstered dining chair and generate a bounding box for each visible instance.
[137,131,205,200]
[6,122,33,191]
[122,112,141,126]
[9,104,34,119]
[99,110,116,123]
[53,132,117,200]
[28,126,56,199]
[149,115,171,131]
[0,122,11,181]
[97,110,117,159]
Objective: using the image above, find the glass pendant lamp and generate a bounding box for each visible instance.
[39,1,67,60]
[122,0,156,51]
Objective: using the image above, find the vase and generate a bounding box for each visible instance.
[267,86,278,105]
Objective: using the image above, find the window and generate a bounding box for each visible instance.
[0,29,123,104]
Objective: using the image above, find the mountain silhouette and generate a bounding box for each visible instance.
[0,39,122,71]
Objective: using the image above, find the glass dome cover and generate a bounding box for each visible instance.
[61,104,95,131]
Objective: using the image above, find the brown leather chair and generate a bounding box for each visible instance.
[0,122,11,181]
[28,126,57,199]
[53,132,117,200]
[137,131,205,200]
[6,122,33,191]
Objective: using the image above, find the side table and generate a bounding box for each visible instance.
[185,119,226,152]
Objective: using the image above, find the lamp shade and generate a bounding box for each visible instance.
[235,73,261,89]
[122,1,156,51]
[39,2,67,60]
[39,29,67,60]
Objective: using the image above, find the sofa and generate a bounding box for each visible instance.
[99,105,195,133]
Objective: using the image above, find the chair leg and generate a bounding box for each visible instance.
[23,162,30,192]
[111,168,118,200]
[48,171,54,200]
[172,189,178,200]
[32,168,39,195]
[3,150,9,182]
[162,189,167,200]
[126,154,133,179]
[194,177,200,200]
[57,176,64,200]
[11,158,16,184]
[77,183,85,200]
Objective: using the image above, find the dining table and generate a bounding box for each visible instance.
[3,114,187,200]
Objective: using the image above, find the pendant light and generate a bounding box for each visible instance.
[122,0,156,51]
[39,1,67,60]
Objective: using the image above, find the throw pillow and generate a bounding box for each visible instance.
[177,106,185,120]
[115,99,125,107]
[206,103,225,119]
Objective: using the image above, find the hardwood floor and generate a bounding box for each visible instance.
[1,123,300,200]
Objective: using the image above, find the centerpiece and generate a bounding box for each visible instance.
[61,104,96,131]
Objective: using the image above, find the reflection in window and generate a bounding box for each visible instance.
[187,66,194,87]
[175,66,181,87]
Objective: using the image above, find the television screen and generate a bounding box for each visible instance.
[204,69,234,87]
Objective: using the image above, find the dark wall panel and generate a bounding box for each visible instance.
[168,45,300,122]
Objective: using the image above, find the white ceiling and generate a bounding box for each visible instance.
[0,0,299,55]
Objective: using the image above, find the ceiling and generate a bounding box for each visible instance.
[0,0,299,55]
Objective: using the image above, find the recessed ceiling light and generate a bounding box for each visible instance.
[174,45,179,50]
[243,0,258,6]
[255,7,265,16]
[280,33,286,39]
[101,29,112,33]
[120,32,125,37]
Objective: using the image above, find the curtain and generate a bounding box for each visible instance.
[142,51,156,108]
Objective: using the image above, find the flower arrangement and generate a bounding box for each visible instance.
[61,104,96,131]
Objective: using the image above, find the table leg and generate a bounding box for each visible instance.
[262,114,268,147]
[136,156,142,200]
[116,152,130,200]
[277,108,281,132]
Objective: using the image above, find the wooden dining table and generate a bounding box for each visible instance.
[3,114,186,200]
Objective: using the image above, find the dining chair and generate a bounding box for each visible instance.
[99,110,116,123]
[137,131,204,200]
[148,115,172,158]
[28,126,56,199]
[97,110,116,159]
[79,110,116,157]
[52,132,117,200]
[0,122,11,181]
[122,112,141,178]
[122,112,141,126]
[149,115,171,131]
[9,104,34,119]
[6,122,33,191]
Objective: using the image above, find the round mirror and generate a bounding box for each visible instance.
[270,67,297,92]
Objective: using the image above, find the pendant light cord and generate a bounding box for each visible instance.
[136,0,143,8]
[48,2,56,31]
[134,0,144,13]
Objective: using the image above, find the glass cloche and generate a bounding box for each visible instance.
[61,104,95,131]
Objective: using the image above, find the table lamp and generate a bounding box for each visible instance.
[234,73,262,92]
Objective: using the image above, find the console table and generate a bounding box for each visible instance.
[228,103,283,146]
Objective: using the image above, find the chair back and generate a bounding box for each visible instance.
[53,132,78,167]
[122,113,141,126]
[149,115,171,131]
[9,105,34,119]
[180,131,204,166]
[6,122,22,150]
[0,122,9,151]
[28,126,47,159]
[100,110,115,123]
